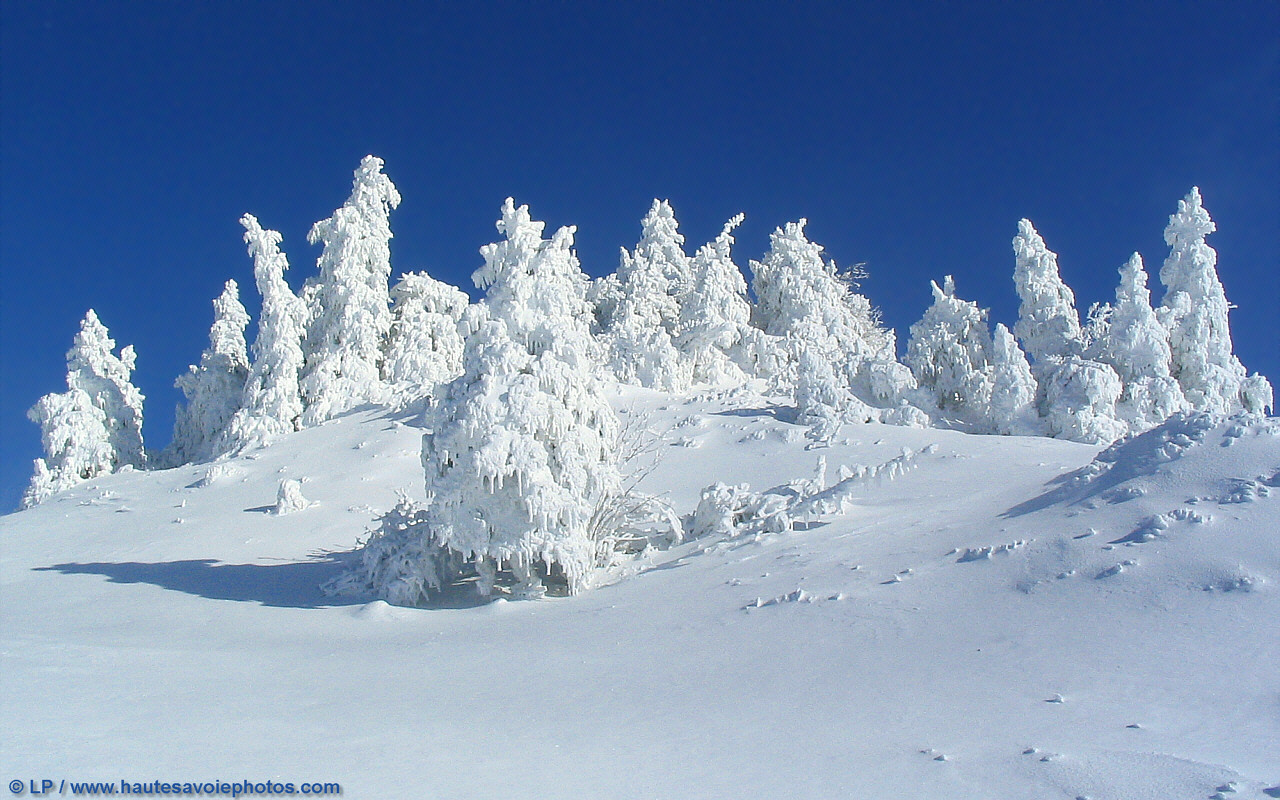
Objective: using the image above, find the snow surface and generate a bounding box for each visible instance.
[3,386,1278,799]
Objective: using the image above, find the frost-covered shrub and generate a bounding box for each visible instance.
[274,478,311,515]
[1158,187,1269,415]
[300,155,400,425]
[382,271,468,404]
[326,495,465,607]
[166,280,249,466]
[24,311,145,507]
[222,215,307,452]
[595,200,695,391]
[1041,357,1127,444]
[692,482,792,539]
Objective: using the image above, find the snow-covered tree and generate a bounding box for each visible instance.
[23,311,145,507]
[905,276,993,419]
[1157,187,1270,415]
[986,323,1039,435]
[299,155,401,425]
[1041,357,1127,444]
[382,271,469,403]
[412,199,621,599]
[222,214,307,451]
[1013,219,1082,366]
[165,280,249,465]
[594,200,694,390]
[677,214,779,385]
[750,220,911,420]
[1092,253,1187,428]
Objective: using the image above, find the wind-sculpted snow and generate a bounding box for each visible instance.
[3,389,1279,797]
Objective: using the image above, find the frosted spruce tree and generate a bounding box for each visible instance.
[165,280,250,465]
[368,199,620,601]
[299,155,401,425]
[905,276,994,423]
[1091,253,1187,428]
[222,214,307,451]
[986,323,1039,435]
[750,220,917,428]
[382,271,469,404]
[593,199,694,390]
[1012,219,1083,365]
[1158,187,1272,415]
[677,214,780,385]
[24,311,145,507]
[1012,219,1124,442]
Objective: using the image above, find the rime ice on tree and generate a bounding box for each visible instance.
[166,280,250,465]
[299,155,401,425]
[677,214,776,386]
[1091,253,1187,428]
[382,271,468,404]
[750,220,917,432]
[415,199,621,598]
[23,311,145,507]
[1158,187,1271,415]
[222,215,307,452]
[1013,219,1082,366]
[593,200,695,391]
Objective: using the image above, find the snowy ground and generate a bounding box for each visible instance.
[3,386,1278,799]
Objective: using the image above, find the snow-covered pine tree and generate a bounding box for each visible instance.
[750,219,913,420]
[222,214,307,451]
[985,323,1039,436]
[299,155,401,425]
[905,276,994,422]
[1011,219,1125,442]
[677,214,778,386]
[382,271,469,404]
[415,199,621,598]
[1092,253,1187,429]
[23,311,145,507]
[165,280,250,465]
[1158,187,1272,415]
[593,199,694,391]
[1012,219,1083,366]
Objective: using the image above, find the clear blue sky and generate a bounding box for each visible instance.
[2,1,1277,510]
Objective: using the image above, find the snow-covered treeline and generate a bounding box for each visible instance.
[23,159,1274,595]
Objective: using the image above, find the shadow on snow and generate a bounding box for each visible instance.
[35,555,361,609]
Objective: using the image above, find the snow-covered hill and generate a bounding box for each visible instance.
[3,387,1278,799]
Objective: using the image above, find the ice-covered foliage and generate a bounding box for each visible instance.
[986,324,1039,435]
[325,495,465,607]
[412,199,622,599]
[593,200,695,391]
[1158,187,1269,415]
[751,220,918,433]
[677,214,781,386]
[222,215,308,452]
[905,276,994,420]
[382,271,468,404]
[24,311,145,507]
[691,449,920,539]
[300,155,401,425]
[1013,219,1082,365]
[1092,253,1187,428]
[166,280,250,465]
[1041,357,1127,444]
[273,478,311,515]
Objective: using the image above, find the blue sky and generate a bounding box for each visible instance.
[2,1,1277,510]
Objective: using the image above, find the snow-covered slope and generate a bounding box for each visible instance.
[3,388,1278,799]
